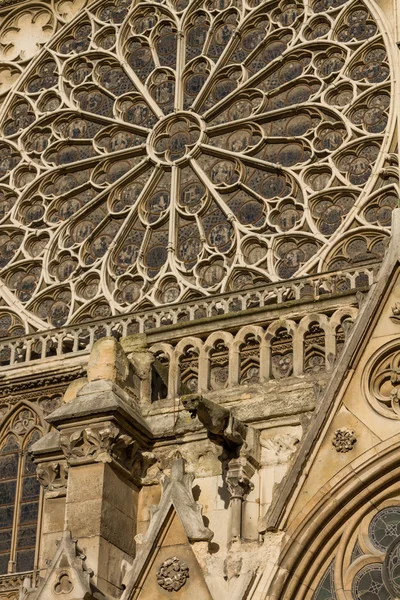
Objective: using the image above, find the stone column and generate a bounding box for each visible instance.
[59,421,142,597]
[31,337,154,599]
[226,456,255,541]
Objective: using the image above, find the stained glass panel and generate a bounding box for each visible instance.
[0,433,19,575]
[369,507,400,552]
[312,562,336,600]
[0,420,41,574]
[352,564,391,600]
[15,549,35,574]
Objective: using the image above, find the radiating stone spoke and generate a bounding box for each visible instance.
[0,0,391,329]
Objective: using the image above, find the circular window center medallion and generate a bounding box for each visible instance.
[149,113,204,164]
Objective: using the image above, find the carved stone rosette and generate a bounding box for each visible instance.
[332,428,357,453]
[156,557,189,592]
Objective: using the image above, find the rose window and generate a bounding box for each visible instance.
[0,0,396,329]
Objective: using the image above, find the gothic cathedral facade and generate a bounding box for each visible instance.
[0,0,398,597]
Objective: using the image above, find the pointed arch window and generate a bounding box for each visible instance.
[0,408,42,575]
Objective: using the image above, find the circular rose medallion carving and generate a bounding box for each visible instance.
[363,340,400,419]
[148,113,204,164]
[156,556,189,592]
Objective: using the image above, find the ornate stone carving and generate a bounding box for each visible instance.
[36,461,69,496]
[12,409,35,434]
[391,303,400,323]
[260,432,300,464]
[363,342,400,419]
[53,571,73,594]
[25,530,93,599]
[0,573,25,599]
[332,428,357,453]
[0,8,56,62]
[3,591,19,600]
[60,423,138,470]
[156,557,189,592]
[0,0,392,332]
[226,457,255,500]
[182,393,260,540]
[121,453,212,599]
[182,393,248,450]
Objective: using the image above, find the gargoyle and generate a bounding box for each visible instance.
[181,393,247,452]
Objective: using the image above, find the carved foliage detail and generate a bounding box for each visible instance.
[36,460,68,494]
[226,456,255,500]
[260,432,300,464]
[156,557,189,592]
[60,423,138,469]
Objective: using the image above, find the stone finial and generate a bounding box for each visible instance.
[160,453,213,542]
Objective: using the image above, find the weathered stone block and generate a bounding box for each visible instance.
[41,496,66,534]
[87,336,133,390]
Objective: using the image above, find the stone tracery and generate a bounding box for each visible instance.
[312,503,400,600]
[0,0,395,331]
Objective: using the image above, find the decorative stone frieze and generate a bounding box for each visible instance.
[0,573,26,600]
[332,428,357,453]
[156,557,190,592]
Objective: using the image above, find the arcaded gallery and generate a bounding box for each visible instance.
[0,0,398,597]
